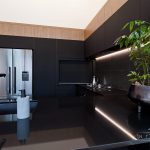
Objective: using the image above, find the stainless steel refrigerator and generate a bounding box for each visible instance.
[0,48,32,99]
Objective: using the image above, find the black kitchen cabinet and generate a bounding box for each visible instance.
[56,39,91,96]
[140,0,150,22]
[0,35,34,49]
[85,0,140,58]
[0,35,88,98]
[85,25,105,58]
[57,39,84,59]
[33,38,57,97]
[104,0,140,50]
[59,60,92,83]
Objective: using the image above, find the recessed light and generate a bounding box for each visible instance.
[95,48,130,61]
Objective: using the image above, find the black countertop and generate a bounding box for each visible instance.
[77,84,127,95]
[78,85,150,136]
[76,85,150,149]
[0,87,150,149]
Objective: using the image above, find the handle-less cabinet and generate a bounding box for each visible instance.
[0,48,32,99]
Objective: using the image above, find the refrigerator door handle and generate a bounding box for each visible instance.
[14,67,16,94]
[8,67,11,94]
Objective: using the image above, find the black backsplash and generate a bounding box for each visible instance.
[96,51,131,91]
[85,0,150,91]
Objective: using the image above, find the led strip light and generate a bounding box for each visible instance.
[95,107,137,140]
[95,48,130,61]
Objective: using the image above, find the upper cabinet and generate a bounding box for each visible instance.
[140,0,150,22]
[105,0,139,50]
[85,0,140,58]
[85,25,105,57]
[0,35,34,49]
[57,39,84,60]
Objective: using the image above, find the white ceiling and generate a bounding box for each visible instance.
[0,0,108,29]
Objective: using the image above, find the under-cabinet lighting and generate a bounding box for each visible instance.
[95,48,130,61]
[95,107,137,140]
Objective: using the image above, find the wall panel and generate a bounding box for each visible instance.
[85,0,128,39]
[0,21,84,41]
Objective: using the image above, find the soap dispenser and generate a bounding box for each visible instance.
[19,89,26,97]
[17,89,30,119]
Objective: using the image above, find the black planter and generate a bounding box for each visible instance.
[128,85,150,112]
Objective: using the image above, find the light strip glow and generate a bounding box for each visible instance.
[95,48,131,61]
[95,107,137,140]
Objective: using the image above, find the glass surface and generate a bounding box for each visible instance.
[0,94,150,150]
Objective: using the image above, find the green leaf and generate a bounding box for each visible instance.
[125,39,129,47]
[114,36,121,45]
[114,19,150,85]
[135,20,145,26]
[134,31,140,39]
[120,41,124,48]
[140,25,148,35]
[129,21,134,32]
[122,22,129,30]
[143,45,150,52]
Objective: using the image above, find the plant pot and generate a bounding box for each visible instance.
[128,84,150,112]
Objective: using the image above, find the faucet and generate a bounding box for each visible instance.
[19,89,26,97]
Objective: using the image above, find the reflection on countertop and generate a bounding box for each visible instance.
[128,110,150,139]
[17,118,30,143]
[58,82,90,85]
[1,88,150,149]
[77,84,127,96]
[0,98,38,123]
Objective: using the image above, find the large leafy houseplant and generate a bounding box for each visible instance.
[115,20,150,86]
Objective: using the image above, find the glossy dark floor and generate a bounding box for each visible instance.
[1,88,150,150]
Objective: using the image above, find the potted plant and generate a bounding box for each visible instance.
[115,20,150,112]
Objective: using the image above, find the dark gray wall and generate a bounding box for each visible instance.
[85,0,150,91]
[85,0,140,58]
[0,35,89,98]
[96,52,131,91]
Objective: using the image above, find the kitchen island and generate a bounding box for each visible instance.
[0,87,150,150]
[0,99,38,115]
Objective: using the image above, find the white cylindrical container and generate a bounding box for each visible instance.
[17,96,30,119]
[92,76,97,89]
[92,76,96,85]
